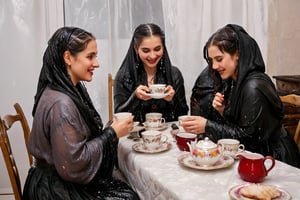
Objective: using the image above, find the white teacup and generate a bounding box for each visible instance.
[217,138,245,158]
[141,130,168,150]
[178,115,190,126]
[149,84,166,95]
[114,112,132,121]
[145,112,165,128]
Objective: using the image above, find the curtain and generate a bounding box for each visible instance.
[64,0,268,123]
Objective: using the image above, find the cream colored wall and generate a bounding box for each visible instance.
[268,0,300,78]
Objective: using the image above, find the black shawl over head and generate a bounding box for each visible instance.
[32,27,103,137]
[224,24,282,120]
[117,32,174,87]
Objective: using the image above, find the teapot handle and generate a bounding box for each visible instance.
[217,143,224,154]
[264,156,275,174]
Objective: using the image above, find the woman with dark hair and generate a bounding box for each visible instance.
[23,26,139,199]
[181,24,300,168]
[114,23,188,122]
[190,66,226,141]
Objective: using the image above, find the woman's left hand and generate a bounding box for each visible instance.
[164,85,175,102]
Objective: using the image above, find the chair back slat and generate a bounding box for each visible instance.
[0,118,22,200]
[3,103,33,165]
[108,73,115,121]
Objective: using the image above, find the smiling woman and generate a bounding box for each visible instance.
[181,24,300,168]
[22,26,139,200]
[113,23,189,123]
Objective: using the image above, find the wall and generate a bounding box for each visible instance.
[268,0,300,77]
[0,0,64,194]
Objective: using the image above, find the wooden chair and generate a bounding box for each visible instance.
[3,103,33,166]
[294,120,300,152]
[280,94,300,106]
[0,116,22,200]
[280,94,300,138]
[108,73,115,121]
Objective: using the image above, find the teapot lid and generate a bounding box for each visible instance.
[195,137,217,149]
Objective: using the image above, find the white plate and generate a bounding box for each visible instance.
[143,123,168,131]
[132,142,172,153]
[146,92,170,99]
[177,152,234,170]
[228,183,291,200]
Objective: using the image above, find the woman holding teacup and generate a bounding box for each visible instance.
[114,23,188,122]
[181,24,300,168]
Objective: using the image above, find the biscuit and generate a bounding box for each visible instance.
[240,184,280,200]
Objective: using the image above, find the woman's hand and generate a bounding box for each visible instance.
[164,85,175,102]
[111,116,134,138]
[135,85,152,101]
[180,116,207,134]
[213,92,225,116]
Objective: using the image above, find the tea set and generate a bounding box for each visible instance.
[118,111,276,184]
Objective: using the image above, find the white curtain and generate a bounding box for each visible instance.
[0,0,267,192]
[64,0,268,123]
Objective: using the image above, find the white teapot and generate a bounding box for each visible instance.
[187,137,223,166]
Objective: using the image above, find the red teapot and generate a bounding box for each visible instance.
[236,152,275,183]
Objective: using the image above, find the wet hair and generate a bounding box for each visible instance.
[33,27,97,116]
[203,25,239,92]
[45,27,95,76]
[49,26,95,56]
[203,26,239,66]
[132,23,165,47]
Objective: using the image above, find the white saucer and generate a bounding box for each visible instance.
[228,183,291,200]
[146,92,170,99]
[130,122,145,133]
[143,123,168,131]
[132,142,172,153]
[177,153,234,170]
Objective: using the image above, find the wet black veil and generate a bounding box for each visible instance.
[117,24,174,87]
[32,27,103,137]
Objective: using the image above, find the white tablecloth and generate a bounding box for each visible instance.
[117,123,300,200]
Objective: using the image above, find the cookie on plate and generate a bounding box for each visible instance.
[240,184,280,200]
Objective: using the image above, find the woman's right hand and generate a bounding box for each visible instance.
[135,85,151,100]
[212,92,225,116]
[111,116,134,138]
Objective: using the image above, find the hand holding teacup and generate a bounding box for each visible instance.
[112,112,134,138]
[149,84,166,95]
[135,85,152,100]
[149,84,175,101]
[179,115,207,134]
[163,85,175,102]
